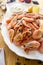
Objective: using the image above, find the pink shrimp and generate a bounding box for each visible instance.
[13,33,23,46]
[6,15,14,24]
[17,14,24,19]
[35,19,40,27]
[37,37,43,43]
[29,23,37,30]
[16,25,24,34]
[25,13,37,19]
[9,29,14,42]
[24,40,40,53]
[26,41,40,49]
[7,16,17,30]
[38,14,43,19]
[25,13,35,16]
[32,22,39,29]
[22,30,32,39]
[22,36,32,44]
[24,48,30,54]
[6,19,12,24]
[22,20,36,30]
[22,20,31,28]
[38,43,43,53]
[25,13,43,19]
[22,17,34,22]
[32,29,42,40]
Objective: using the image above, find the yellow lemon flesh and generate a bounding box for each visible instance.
[32,6,39,13]
[28,6,32,13]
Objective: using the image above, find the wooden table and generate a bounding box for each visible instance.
[0,0,43,65]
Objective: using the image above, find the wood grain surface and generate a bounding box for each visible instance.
[0,0,43,65]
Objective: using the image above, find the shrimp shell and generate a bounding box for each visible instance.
[37,37,43,43]
[25,40,40,50]
[7,16,17,30]
[38,43,43,53]
[32,29,42,40]
[22,20,31,29]
[9,29,14,42]
[17,14,24,19]
[13,33,23,46]
[22,30,32,39]
[22,17,34,22]
[32,22,39,29]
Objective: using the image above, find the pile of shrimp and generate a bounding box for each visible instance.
[6,12,43,54]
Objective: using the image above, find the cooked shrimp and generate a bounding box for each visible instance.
[7,23,11,30]
[38,43,43,53]
[25,13,35,16]
[6,19,12,24]
[38,14,43,19]
[7,12,43,53]
[17,14,24,19]
[22,36,32,44]
[22,20,31,28]
[7,16,17,30]
[35,19,40,27]
[24,40,40,53]
[37,37,43,43]
[22,17,34,22]
[13,33,23,46]
[25,13,43,19]
[22,30,32,39]
[9,29,14,42]
[25,14,34,18]
[32,29,42,40]
[32,13,43,19]
[29,23,37,30]
[6,13,18,24]
[32,22,39,29]
[7,20,17,30]
[6,15,14,24]
[24,40,40,50]
[16,25,24,34]
[25,13,38,19]
[20,31,32,45]
[22,20,36,30]
[24,48,30,53]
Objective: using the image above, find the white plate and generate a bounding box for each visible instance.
[1,2,43,61]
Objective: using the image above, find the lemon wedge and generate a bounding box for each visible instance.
[32,5,39,13]
[27,6,32,13]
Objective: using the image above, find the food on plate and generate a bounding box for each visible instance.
[22,17,35,22]
[6,12,43,54]
[32,5,39,13]
[17,14,24,19]
[27,6,39,13]
[38,43,43,53]
[27,6,32,13]
[24,40,40,53]
[9,29,14,42]
[13,33,23,46]
[32,29,42,40]
[38,37,43,43]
